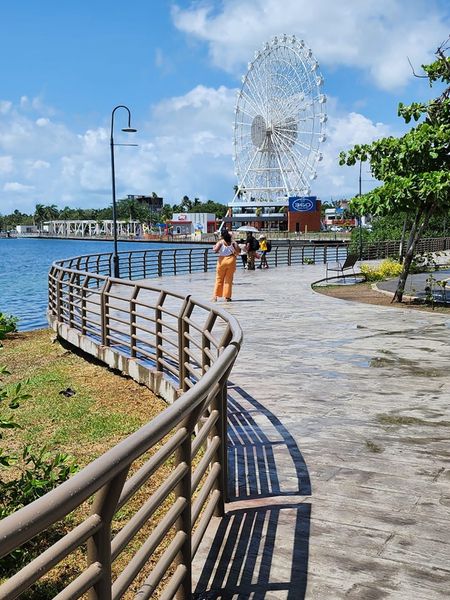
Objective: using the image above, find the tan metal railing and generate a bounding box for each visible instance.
[0,256,242,599]
[361,237,450,260]
[53,243,349,282]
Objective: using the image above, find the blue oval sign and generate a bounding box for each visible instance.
[289,196,317,212]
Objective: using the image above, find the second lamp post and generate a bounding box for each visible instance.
[110,105,137,278]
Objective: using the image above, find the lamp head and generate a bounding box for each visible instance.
[122,127,137,133]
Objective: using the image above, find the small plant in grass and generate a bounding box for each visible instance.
[360,258,403,282]
[0,312,18,342]
[0,323,78,576]
[424,274,437,308]
[436,278,449,303]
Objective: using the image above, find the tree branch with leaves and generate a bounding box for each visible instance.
[339,38,450,302]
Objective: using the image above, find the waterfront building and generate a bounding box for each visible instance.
[16,225,39,235]
[126,194,163,212]
[222,196,322,233]
[169,213,217,236]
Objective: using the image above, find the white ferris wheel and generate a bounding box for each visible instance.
[233,34,327,202]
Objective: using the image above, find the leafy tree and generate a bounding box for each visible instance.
[184,199,227,219]
[339,38,450,302]
[33,204,47,230]
[45,204,59,220]
[158,204,173,221]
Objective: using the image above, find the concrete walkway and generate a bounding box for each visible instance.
[151,262,450,599]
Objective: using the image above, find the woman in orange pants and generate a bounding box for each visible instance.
[212,230,240,302]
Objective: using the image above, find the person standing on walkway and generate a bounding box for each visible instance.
[246,232,259,270]
[257,235,269,269]
[238,238,248,269]
[211,230,241,302]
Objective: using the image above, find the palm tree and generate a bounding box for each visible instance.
[181,195,192,211]
[44,204,59,220]
[34,204,47,231]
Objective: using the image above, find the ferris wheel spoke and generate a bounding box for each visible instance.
[239,87,267,120]
[236,103,258,120]
[236,95,264,120]
[281,128,318,154]
[276,91,316,124]
[273,129,316,180]
[246,73,270,119]
[271,132,307,185]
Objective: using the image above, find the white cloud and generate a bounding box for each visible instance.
[314,105,395,199]
[0,85,395,213]
[0,156,13,174]
[0,101,12,115]
[26,159,50,171]
[3,181,35,192]
[172,0,449,90]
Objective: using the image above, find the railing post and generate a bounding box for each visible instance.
[87,467,129,600]
[178,297,192,392]
[55,268,64,322]
[204,249,208,273]
[324,245,327,264]
[101,279,112,347]
[155,291,164,371]
[130,286,139,358]
[212,371,231,514]
[68,272,76,329]
[158,250,163,277]
[81,275,88,335]
[174,428,192,600]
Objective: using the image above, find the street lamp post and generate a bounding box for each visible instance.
[358,158,363,260]
[110,105,137,278]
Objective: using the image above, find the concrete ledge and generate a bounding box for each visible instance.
[48,312,178,405]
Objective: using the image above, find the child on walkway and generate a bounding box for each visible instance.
[238,238,248,269]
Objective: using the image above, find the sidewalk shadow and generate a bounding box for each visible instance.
[194,383,311,599]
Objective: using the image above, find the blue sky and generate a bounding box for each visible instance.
[0,0,449,214]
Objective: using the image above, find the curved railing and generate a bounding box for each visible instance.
[0,255,243,599]
[54,242,349,281]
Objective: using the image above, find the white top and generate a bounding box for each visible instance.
[218,242,235,256]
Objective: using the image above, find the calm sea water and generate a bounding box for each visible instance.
[0,238,197,331]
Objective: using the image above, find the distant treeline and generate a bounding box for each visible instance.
[0,196,228,231]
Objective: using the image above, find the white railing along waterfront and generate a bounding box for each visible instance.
[0,255,243,599]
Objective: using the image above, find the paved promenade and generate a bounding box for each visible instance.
[152,263,450,599]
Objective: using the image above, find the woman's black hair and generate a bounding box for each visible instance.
[222,230,232,244]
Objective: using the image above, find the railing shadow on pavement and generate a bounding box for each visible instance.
[194,383,311,600]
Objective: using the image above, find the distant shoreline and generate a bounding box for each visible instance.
[8,235,210,245]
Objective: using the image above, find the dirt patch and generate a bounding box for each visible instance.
[314,282,450,314]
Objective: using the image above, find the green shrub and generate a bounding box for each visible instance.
[0,324,78,576]
[0,312,18,341]
[360,259,403,281]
